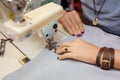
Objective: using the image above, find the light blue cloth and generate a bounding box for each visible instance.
[2,25,120,80]
[81,0,120,36]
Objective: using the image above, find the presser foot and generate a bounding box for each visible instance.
[45,42,57,50]
[45,37,57,50]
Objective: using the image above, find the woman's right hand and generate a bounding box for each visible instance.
[59,10,84,37]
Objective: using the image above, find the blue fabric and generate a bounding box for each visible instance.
[2,24,120,80]
[81,0,120,36]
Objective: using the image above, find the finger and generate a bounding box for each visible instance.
[58,53,72,60]
[56,47,71,54]
[64,14,77,35]
[68,12,80,35]
[72,11,84,33]
[59,17,73,35]
[57,42,72,50]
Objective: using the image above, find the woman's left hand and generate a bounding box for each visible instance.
[55,38,100,64]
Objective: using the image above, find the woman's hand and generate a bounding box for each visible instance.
[59,10,84,37]
[55,38,100,64]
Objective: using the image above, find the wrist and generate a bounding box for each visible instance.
[86,47,100,64]
[91,47,100,64]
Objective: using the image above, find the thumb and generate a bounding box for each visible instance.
[58,53,72,60]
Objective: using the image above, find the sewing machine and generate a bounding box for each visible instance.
[1,0,63,48]
[0,0,68,79]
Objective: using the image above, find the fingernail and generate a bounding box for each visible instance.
[57,57,59,60]
[54,50,56,53]
[77,34,82,37]
[55,48,56,50]
[82,31,84,34]
[72,34,75,36]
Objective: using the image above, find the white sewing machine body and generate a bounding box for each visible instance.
[0,1,66,79]
[3,2,63,41]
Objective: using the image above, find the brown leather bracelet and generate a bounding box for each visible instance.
[101,48,111,70]
[108,48,115,69]
[96,47,107,66]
